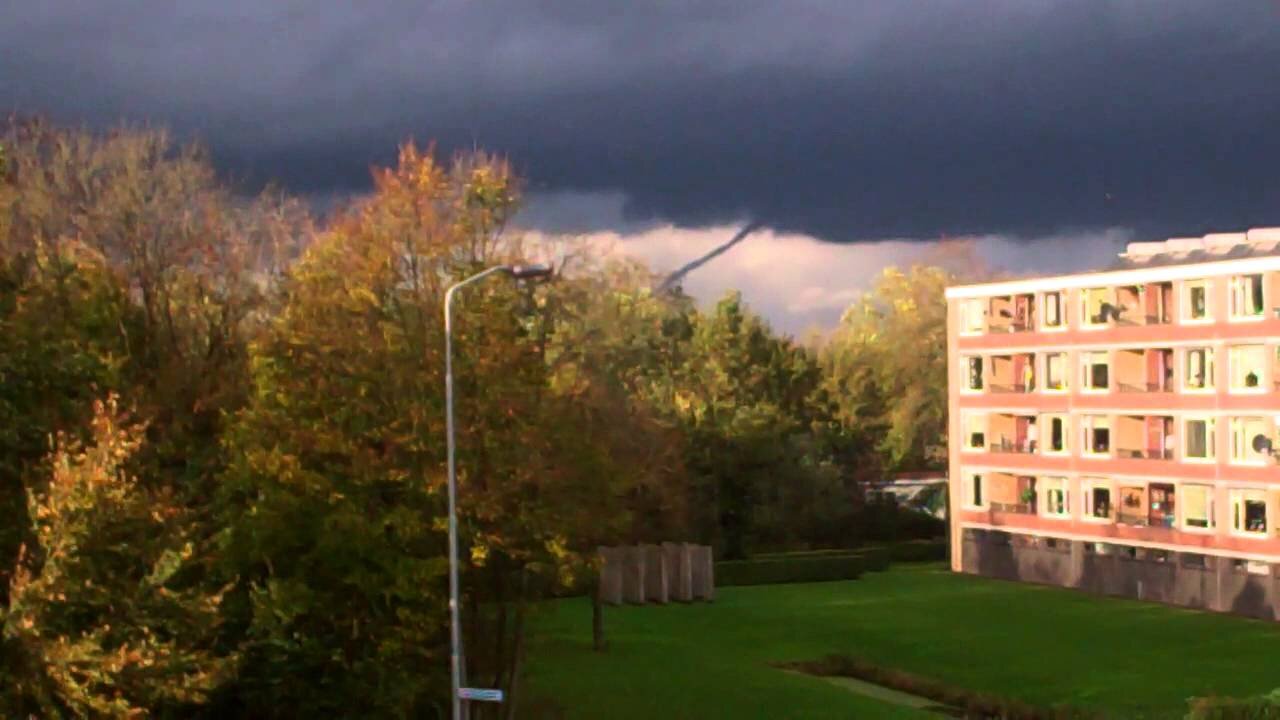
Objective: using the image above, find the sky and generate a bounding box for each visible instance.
[6,2,1280,333]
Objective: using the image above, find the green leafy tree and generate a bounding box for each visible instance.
[823,265,953,472]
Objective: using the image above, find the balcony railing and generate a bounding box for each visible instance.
[990,501,1034,515]
[1116,512,1148,527]
[1117,381,1172,393]
[989,438,1035,454]
[1116,512,1177,528]
[988,383,1031,394]
[989,322,1033,333]
[1116,448,1174,461]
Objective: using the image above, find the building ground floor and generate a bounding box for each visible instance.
[959,526,1280,620]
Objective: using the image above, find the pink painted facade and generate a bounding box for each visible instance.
[947,230,1280,570]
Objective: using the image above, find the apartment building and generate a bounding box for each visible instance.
[946,227,1280,620]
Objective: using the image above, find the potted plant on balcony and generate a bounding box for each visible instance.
[1019,487,1037,507]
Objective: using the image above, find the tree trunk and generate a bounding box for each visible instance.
[502,572,529,720]
[591,584,606,652]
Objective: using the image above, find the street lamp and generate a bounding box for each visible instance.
[443,263,552,720]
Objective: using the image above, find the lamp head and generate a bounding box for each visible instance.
[507,264,553,281]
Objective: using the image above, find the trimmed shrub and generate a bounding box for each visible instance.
[1187,690,1280,719]
[784,654,1102,720]
[858,546,891,571]
[716,555,865,587]
[868,538,947,563]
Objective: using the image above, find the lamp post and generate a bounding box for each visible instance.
[444,263,552,720]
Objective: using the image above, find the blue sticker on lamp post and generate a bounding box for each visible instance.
[459,687,504,703]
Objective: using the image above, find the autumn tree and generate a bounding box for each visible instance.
[1,396,230,718]
[0,119,307,716]
[823,264,953,472]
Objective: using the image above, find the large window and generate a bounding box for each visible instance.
[1081,351,1109,391]
[959,299,985,334]
[1184,347,1215,390]
[1082,479,1112,521]
[1184,417,1216,461]
[1182,484,1215,530]
[1230,274,1265,319]
[1230,417,1269,465]
[1081,415,1110,456]
[1229,344,1265,392]
[1040,477,1069,518]
[1042,291,1064,329]
[1044,352,1068,391]
[962,356,984,391]
[964,414,986,451]
[1042,414,1067,454]
[1184,280,1210,322]
[1231,490,1268,536]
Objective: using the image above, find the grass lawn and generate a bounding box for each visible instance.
[524,564,1280,719]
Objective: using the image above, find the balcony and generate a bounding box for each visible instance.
[988,354,1035,393]
[987,294,1037,333]
[987,414,1039,454]
[1114,348,1173,393]
[1112,283,1174,326]
[1115,484,1176,529]
[985,474,1037,516]
[1114,415,1175,461]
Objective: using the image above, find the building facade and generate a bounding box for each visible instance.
[946,228,1280,619]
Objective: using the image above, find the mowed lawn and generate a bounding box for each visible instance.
[523,564,1280,719]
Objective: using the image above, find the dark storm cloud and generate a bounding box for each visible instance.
[5,1,1280,241]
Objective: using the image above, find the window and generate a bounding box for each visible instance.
[1040,477,1069,518]
[1229,345,1265,392]
[1183,347,1214,390]
[1042,414,1067,454]
[1244,560,1271,575]
[1231,490,1268,536]
[1230,417,1269,465]
[959,299,985,334]
[1044,352,1068,391]
[1081,415,1110,455]
[1182,553,1208,569]
[1081,351,1109,391]
[1081,288,1110,327]
[967,473,986,509]
[1184,418,1216,460]
[1149,483,1176,528]
[1042,291,1064,329]
[962,356,984,391]
[1230,274,1265,319]
[1182,484,1215,530]
[964,414,986,451]
[1082,479,1112,520]
[1184,280,1210,322]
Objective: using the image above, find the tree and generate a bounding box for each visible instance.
[823,264,952,472]
[1,396,230,718]
[214,143,678,716]
[0,118,307,717]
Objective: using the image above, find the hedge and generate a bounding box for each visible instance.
[715,554,866,587]
[869,538,947,564]
[1187,692,1280,719]
[782,655,1101,720]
